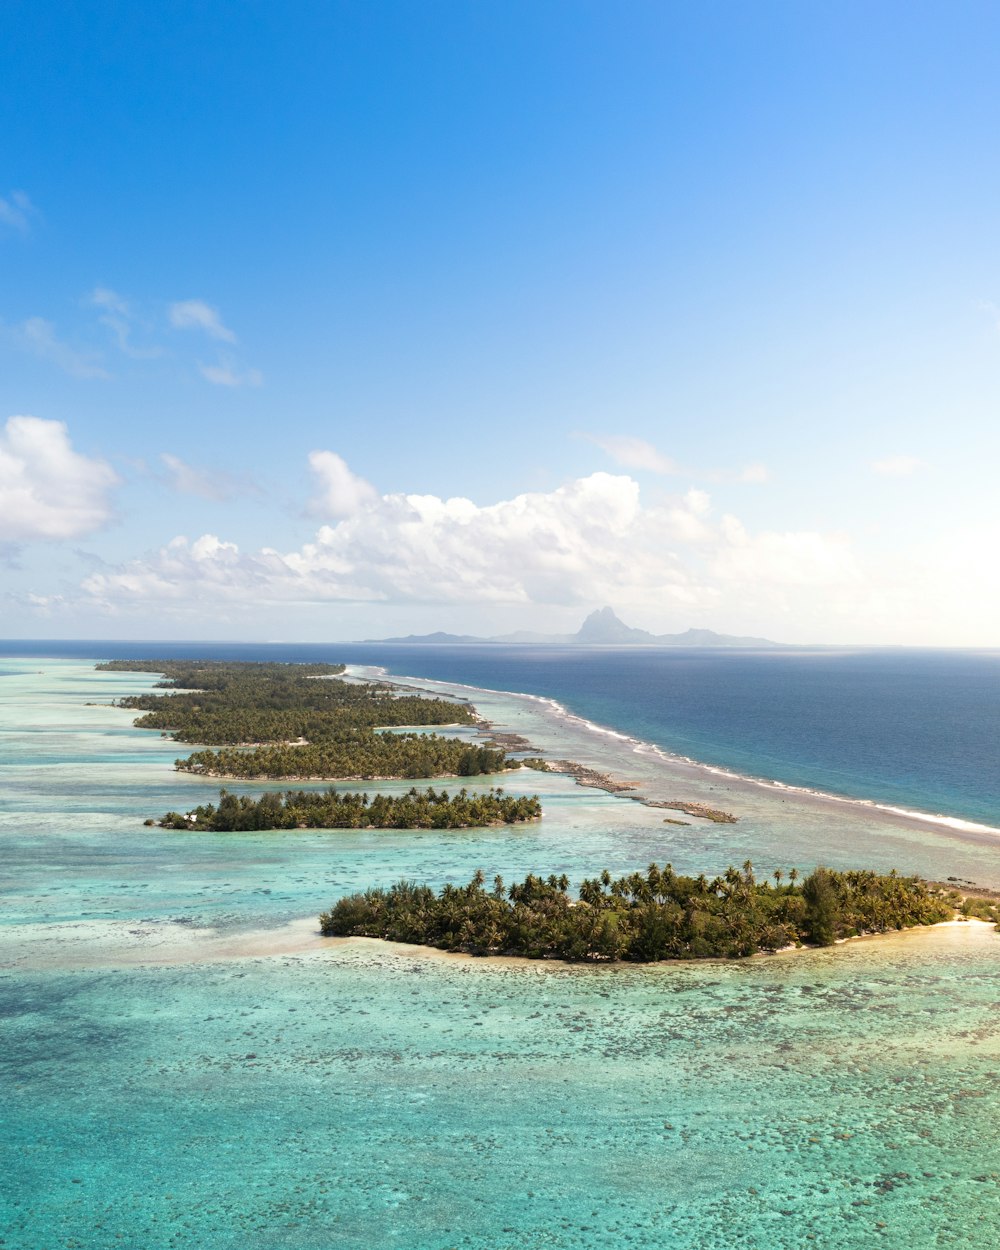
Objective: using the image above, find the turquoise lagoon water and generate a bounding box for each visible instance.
[3,658,1000,1249]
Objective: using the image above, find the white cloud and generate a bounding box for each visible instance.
[160,452,255,501]
[169,299,237,343]
[5,317,109,379]
[0,190,34,233]
[585,433,770,485]
[91,287,129,316]
[711,515,857,587]
[80,466,857,616]
[0,415,119,541]
[307,451,379,518]
[198,356,263,387]
[89,287,163,359]
[82,532,343,607]
[871,454,922,477]
[21,591,66,614]
[585,434,679,474]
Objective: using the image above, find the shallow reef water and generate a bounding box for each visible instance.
[3,659,1000,1249]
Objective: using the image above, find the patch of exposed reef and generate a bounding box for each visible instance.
[539,759,738,822]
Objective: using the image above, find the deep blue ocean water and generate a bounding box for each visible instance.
[4,641,999,826]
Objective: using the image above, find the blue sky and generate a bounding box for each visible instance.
[3,1,1000,642]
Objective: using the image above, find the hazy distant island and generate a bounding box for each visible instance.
[363,606,786,648]
[321,862,997,962]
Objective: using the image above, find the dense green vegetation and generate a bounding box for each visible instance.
[320,862,958,960]
[958,894,1000,924]
[158,786,541,831]
[99,659,513,780]
[100,659,474,740]
[178,737,507,779]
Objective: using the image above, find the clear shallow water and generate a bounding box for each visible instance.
[7,929,1000,1250]
[5,640,1000,827]
[336,645,1000,830]
[3,656,1000,1249]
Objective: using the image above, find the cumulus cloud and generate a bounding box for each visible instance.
[0,415,119,541]
[81,531,369,607]
[307,451,379,518]
[0,190,34,233]
[198,356,263,387]
[871,454,922,477]
[5,317,109,379]
[711,515,857,587]
[169,299,237,343]
[80,466,857,617]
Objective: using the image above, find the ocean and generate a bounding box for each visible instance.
[2,646,1000,1248]
[6,640,1000,828]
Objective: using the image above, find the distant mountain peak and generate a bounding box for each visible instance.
[359,607,784,648]
[580,606,621,629]
[575,607,654,644]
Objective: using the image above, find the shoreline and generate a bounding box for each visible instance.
[350,664,1000,844]
[176,765,528,783]
[99,655,998,845]
[324,914,999,969]
[8,913,994,974]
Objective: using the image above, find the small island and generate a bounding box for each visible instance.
[155,785,541,831]
[102,661,746,830]
[320,862,995,962]
[101,659,516,780]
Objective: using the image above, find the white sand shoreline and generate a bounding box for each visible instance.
[353,664,1000,846]
[5,913,995,974]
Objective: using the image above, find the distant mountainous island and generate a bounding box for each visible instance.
[362,607,785,648]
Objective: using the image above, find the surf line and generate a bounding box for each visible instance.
[343,664,1000,840]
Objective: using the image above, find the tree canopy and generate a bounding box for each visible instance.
[158,785,540,831]
[101,659,515,781]
[320,862,960,961]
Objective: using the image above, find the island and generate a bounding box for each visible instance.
[101,659,518,780]
[364,606,786,648]
[102,662,745,830]
[320,862,997,961]
[155,785,541,831]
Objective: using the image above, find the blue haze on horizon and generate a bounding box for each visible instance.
[3,1,1000,644]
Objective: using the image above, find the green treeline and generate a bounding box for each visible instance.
[97,659,347,683]
[320,862,958,961]
[98,659,512,780]
[158,786,541,831]
[100,660,474,741]
[179,737,507,780]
